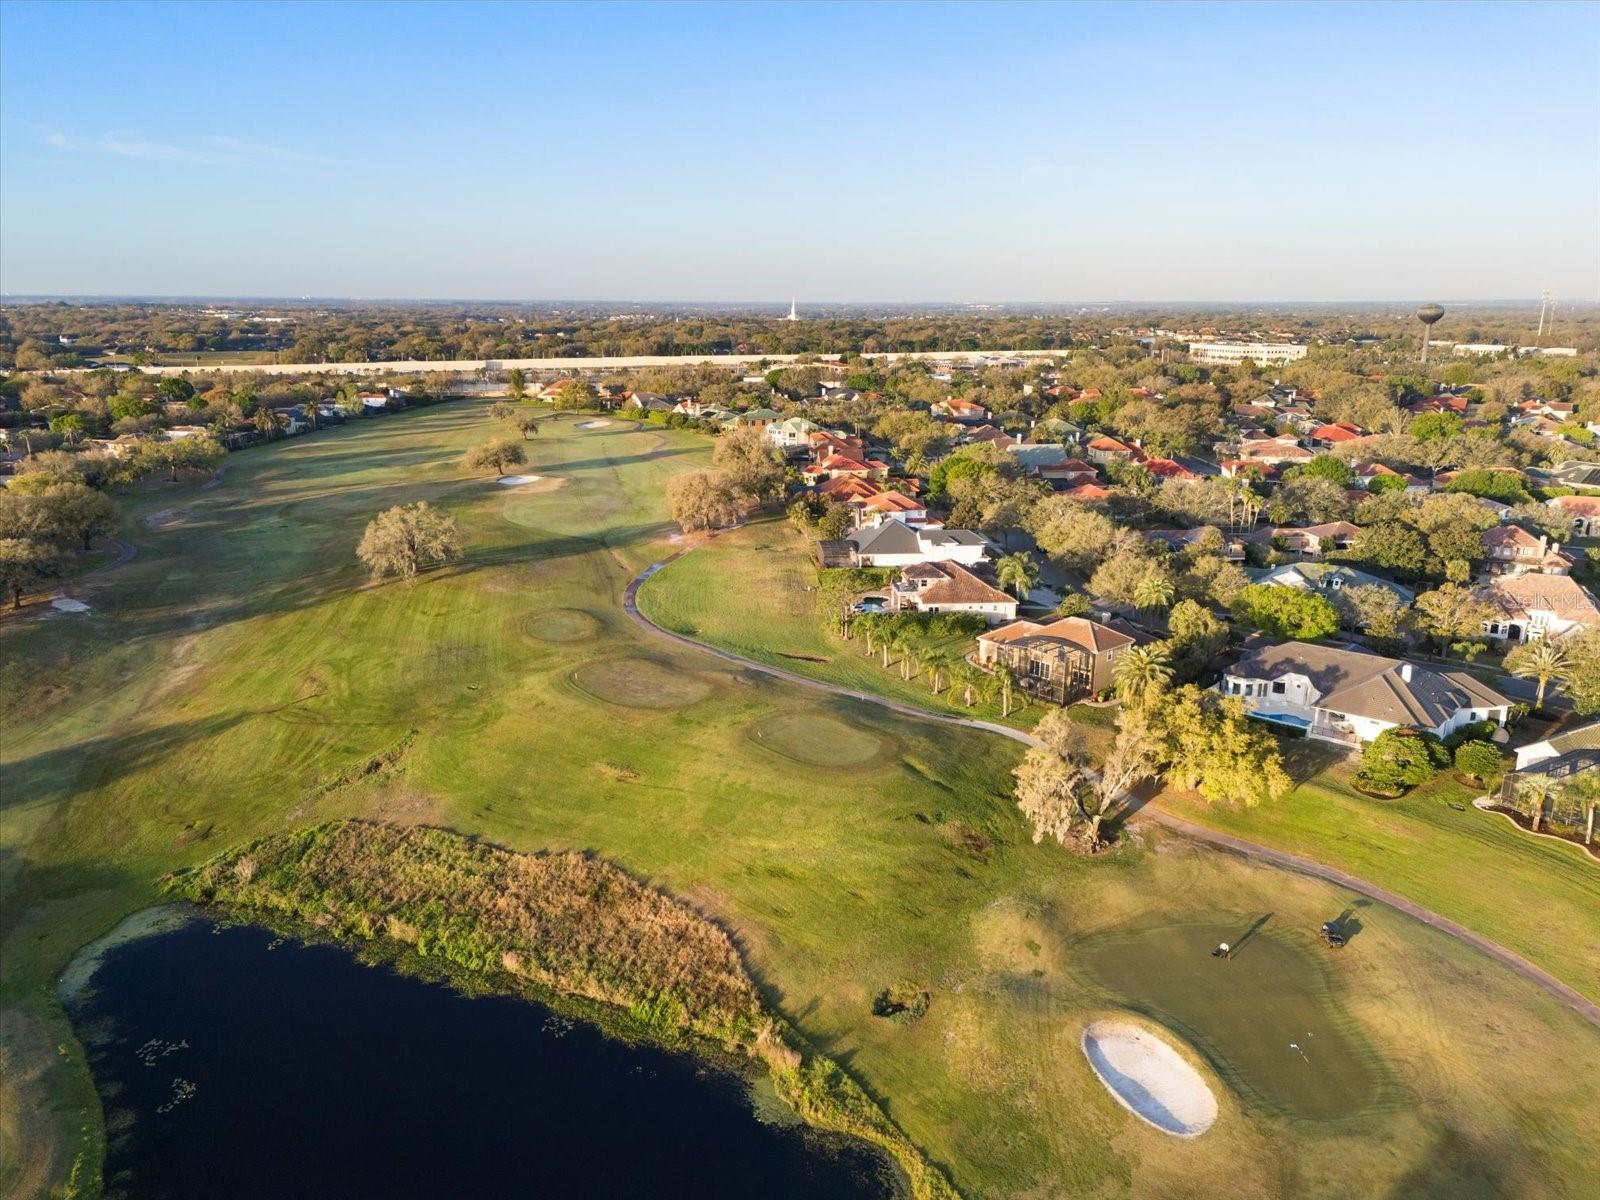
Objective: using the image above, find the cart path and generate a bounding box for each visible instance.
[623,549,1600,1032]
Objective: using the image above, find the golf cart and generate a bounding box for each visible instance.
[1319,922,1347,949]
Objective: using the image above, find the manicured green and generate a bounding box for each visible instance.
[4,406,1599,1200]
[1078,920,1389,1120]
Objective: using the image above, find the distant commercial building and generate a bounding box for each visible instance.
[1453,343,1509,357]
[1188,341,1308,366]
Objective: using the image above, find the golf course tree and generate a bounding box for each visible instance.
[1357,728,1450,795]
[552,379,596,410]
[513,412,541,439]
[1166,600,1228,683]
[488,401,517,423]
[711,425,784,502]
[0,537,60,608]
[1229,583,1340,641]
[355,502,463,581]
[1154,684,1291,808]
[464,437,526,478]
[666,470,742,532]
[506,367,527,401]
[1504,639,1571,712]
[136,434,224,483]
[1013,705,1160,852]
[0,477,119,551]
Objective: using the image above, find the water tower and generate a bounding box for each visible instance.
[1416,303,1445,363]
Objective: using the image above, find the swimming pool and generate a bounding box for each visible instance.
[1250,710,1311,730]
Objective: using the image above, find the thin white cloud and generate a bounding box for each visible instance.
[43,130,332,167]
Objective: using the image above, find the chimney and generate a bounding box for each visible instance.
[1399,663,1413,683]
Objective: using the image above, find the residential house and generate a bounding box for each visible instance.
[1250,561,1413,604]
[1222,640,1510,746]
[1307,422,1365,448]
[768,416,822,454]
[1237,437,1315,465]
[1510,719,1600,776]
[890,561,1018,624]
[729,407,781,429]
[857,490,931,528]
[975,616,1135,704]
[1005,443,1072,478]
[1060,482,1112,503]
[627,391,675,414]
[816,475,883,504]
[1143,527,1247,562]
[1478,574,1600,644]
[1084,434,1140,465]
[804,453,890,484]
[1352,461,1428,493]
[1265,520,1362,558]
[1547,495,1600,539]
[845,519,989,568]
[931,398,990,424]
[1480,526,1573,577]
[963,424,1017,449]
[808,430,867,462]
[1037,457,1099,489]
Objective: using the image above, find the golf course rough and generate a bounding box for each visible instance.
[1082,1021,1218,1137]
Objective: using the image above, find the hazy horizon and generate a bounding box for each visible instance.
[3,1,1597,302]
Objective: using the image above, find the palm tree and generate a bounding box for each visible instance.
[922,647,954,695]
[1133,572,1175,614]
[1114,642,1174,708]
[1505,639,1570,712]
[1568,772,1600,846]
[856,613,882,658]
[996,552,1040,602]
[992,660,1019,718]
[1517,773,1558,834]
[300,400,319,431]
[896,629,924,682]
[947,659,981,707]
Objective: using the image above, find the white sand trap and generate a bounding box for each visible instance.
[1082,1021,1217,1137]
[52,597,91,613]
[576,419,613,429]
[497,474,543,486]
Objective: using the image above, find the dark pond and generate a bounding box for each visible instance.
[65,911,897,1200]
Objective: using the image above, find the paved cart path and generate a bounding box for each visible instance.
[623,548,1600,1032]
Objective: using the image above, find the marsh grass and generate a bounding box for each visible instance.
[165,820,958,1199]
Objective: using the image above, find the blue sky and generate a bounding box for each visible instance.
[2,0,1596,301]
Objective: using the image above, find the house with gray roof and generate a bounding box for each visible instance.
[1249,562,1414,605]
[845,519,989,567]
[1221,640,1510,747]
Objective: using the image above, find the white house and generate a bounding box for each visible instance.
[889,561,1018,624]
[846,519,989,568]
[1477,574,1600,644]
[1221,641,1510,746]
[768,416,822,452]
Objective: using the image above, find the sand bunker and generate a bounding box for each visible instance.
[1082,1021,1218,1137]
[51,597,91,613]
[497,474,542,486]
[576,419,613,429]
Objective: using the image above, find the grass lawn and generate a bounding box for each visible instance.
[637,519,1059,733]
[4,405,1599,1200]
[1155,741,1600,1002]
